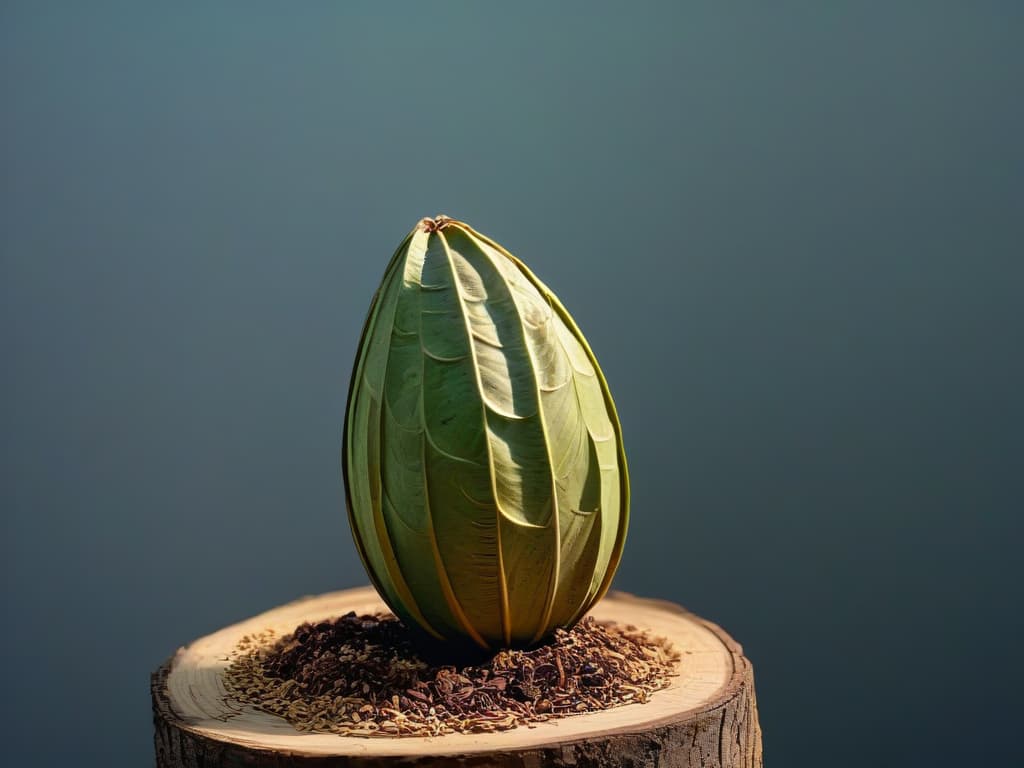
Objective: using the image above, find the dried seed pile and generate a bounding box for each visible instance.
[224,612,680,737]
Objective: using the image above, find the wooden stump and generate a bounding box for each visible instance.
[152,586,761,767]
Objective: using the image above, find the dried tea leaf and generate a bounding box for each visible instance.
[223,611,678,738]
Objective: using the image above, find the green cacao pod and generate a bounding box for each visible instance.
[343,216,629,649]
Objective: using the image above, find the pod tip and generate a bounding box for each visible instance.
[419,215,454,233]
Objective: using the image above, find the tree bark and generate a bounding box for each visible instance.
[152,586,762,767]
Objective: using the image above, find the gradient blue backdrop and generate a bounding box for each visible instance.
[3,3,1022,766]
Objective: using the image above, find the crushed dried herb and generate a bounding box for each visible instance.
[224,612,680,737]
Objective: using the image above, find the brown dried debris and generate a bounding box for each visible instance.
[223,612,680,738]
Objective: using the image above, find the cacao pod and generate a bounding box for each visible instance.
[343,216,629,648]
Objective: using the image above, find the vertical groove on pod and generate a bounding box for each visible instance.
[436,228,512,651]
[456,226,562,644]
[343,257,398,606]
[417,233,491,650]
[367,228,446,641]
[460,221,630,620]
[346,230,425,630]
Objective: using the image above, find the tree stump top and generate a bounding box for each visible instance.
[152,586,761,766]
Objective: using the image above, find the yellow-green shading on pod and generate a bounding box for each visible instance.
[343,216,629,649]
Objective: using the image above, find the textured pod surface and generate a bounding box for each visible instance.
[343,217,629,648]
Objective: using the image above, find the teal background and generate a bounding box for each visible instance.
[3,2,1022,765]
